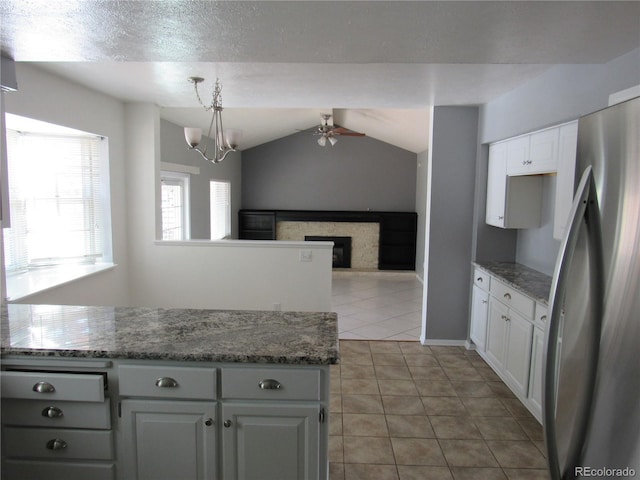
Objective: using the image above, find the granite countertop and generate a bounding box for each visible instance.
[473,261,553,304]
[0,305,339,365]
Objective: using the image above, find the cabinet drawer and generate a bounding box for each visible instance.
[222,367,321,400]
[490,281,535,318]
[4,460,115,480]
[1,371,105,402]
[3,427,113,460]
[2,398,111,429]
[119,365,217,400]
[473,268,490,291]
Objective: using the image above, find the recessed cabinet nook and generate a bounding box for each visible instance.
[486,120,578,239]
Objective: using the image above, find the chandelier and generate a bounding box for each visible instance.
[184,77,241,164]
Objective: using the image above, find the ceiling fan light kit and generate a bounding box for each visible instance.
[184,77,241,164]
[314,113,365,147]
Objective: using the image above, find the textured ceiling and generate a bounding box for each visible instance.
[1,1,639,152]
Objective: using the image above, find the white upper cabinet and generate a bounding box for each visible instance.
[553,121,579,240]
[507,128,559,176]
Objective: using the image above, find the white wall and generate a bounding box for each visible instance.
[2,66,333,312]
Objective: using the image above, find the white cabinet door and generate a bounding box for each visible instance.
[470,284,489,351]
[507,128,558,176]
[553,121,578,240]
[528,326,545,420]
[121,400,216,480]
[486,142,508,228]
[221,403,319,480]
[503,310,534,398]
[485,298,509,371]
[505,135,530,175]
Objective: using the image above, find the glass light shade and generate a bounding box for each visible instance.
[184,127,202,147]
[328,136,338,146]
[225,129,243,148]
[317,135,327,147]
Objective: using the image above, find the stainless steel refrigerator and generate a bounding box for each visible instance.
[544,96,639,479]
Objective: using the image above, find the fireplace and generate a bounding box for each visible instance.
[305,236,352,268]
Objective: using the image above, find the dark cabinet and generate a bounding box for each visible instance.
[378,212,417,270]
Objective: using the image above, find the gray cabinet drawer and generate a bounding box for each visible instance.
[221,367,321,400]
[119,365,217,400]
[490,280,535,319]
[2,398,111,429]
[3,427,114,460]
[1,371,105,402]
[3,460,115,480]
[473,268,490,291]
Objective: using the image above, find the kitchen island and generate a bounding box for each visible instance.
[1,304,339,480]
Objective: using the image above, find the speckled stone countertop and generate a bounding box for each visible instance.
[473,261,553,304]
[0,305,339,365]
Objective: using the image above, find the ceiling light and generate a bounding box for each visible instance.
[328,136,338,146]
[317,135,327,147]
[184,77,241,164]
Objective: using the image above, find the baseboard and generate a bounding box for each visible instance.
[419,338,468,347]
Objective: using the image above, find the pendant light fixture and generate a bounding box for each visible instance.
[184,77,241,164]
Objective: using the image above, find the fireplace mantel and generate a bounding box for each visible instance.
[238,210,417,271]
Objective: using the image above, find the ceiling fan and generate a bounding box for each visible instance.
[314,114,365,147]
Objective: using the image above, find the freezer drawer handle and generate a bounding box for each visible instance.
[46,439,67,451]
[33,382,55,393]
[42,406,64,419]
[258,379,282,390]
[155,377,179,388]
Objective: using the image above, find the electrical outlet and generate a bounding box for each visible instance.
[300,250,313,262]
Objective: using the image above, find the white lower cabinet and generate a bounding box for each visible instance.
[528,326,545,419]
[221,403,320,480]
[120,400,217,480]
[470,284,489,352]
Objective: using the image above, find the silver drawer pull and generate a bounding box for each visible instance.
[503,293,512,300]
[42,406,64,419]
[476,277,483,282]
[46,439,67,451]
[33,381,55,393]
[224,420,232,428]
[258,379,282,390]
[155,377,179,388]
[540,315,548,321]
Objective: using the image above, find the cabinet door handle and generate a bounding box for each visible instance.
[42,406,64,419]
[224,420,232,428]
[481,300,488,304]
[503,293,511,300]
[501,315,507,321]
[540,315,547,321]
[205,418,214,427]
[476,277,483,282]
[33,381,55,393]
[46,439,67,451]
[155,377,179,388]
[258,379,282,390]
[498,216,504,220]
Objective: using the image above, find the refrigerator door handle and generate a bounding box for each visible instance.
[543,165,602,480]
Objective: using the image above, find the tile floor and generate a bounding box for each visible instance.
[329,340,550,480]
[332,272,423,340]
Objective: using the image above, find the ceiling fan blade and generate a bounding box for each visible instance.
[333,127,366,137]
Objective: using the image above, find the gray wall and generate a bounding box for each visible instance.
[160,119,242,239]
[414,149,429,281]
[242,131,417,211]
[475,47,640,275]
[425,106,478,341]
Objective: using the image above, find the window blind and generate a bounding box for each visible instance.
[210,180,231,240]
[4,129,104,273]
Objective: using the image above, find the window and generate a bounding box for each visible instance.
[3,115,110,275]
[161,171,190,240]
[210,180,231,240]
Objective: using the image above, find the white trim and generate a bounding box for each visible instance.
[160,161,200,175]
[608,85,640,106]
[154,239,334,249]
[419,338,468,347]
[420,107,435,345]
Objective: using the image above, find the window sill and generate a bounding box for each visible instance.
[5,263,117,302]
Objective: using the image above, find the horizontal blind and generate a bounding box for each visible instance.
[210,180,231,240]
[4,129,104,273]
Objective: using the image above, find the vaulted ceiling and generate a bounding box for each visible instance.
[1,1,639,152]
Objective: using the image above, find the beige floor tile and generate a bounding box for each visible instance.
[461,397,511,417]
[415,379,456,396]
[341,378,380,395]
[430,346,466,355]
[403,354,440,367]
[409,366,448,380]
[373,353,408,365]
[436,355,474,368]
[422,396,467,416]
[476,366,503,382]
[375,364,413,380]
[342,413,389,437]
[474,417,529,440]
[398,465,453,480]
[486,440,548,469]
[391,437,447,466]
[500,398,534,418]
[503,469,551,480]
[330,462,345,480]
[386,414,435,438]
[340,364,376,379]
[516,417,544,441]
[342,394,384,414]
[378,379,420,396]
[438,439,499,467]
[369,341,403,354]
[344,463,399,480]
[329,435,344,463]
[340,350,374,365]
[429,415,483,440]
[331,391,343,413]
[450,381,495,398]
[383,395,426,415]
[343,436,396,464]
[450,467,507,480]
[329,413,343,436]
[487,381,517,398]
[443,366,482,381]
[340,340,372,354]
[399,342,433,355]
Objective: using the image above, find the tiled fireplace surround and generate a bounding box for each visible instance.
[277,221,381,270]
